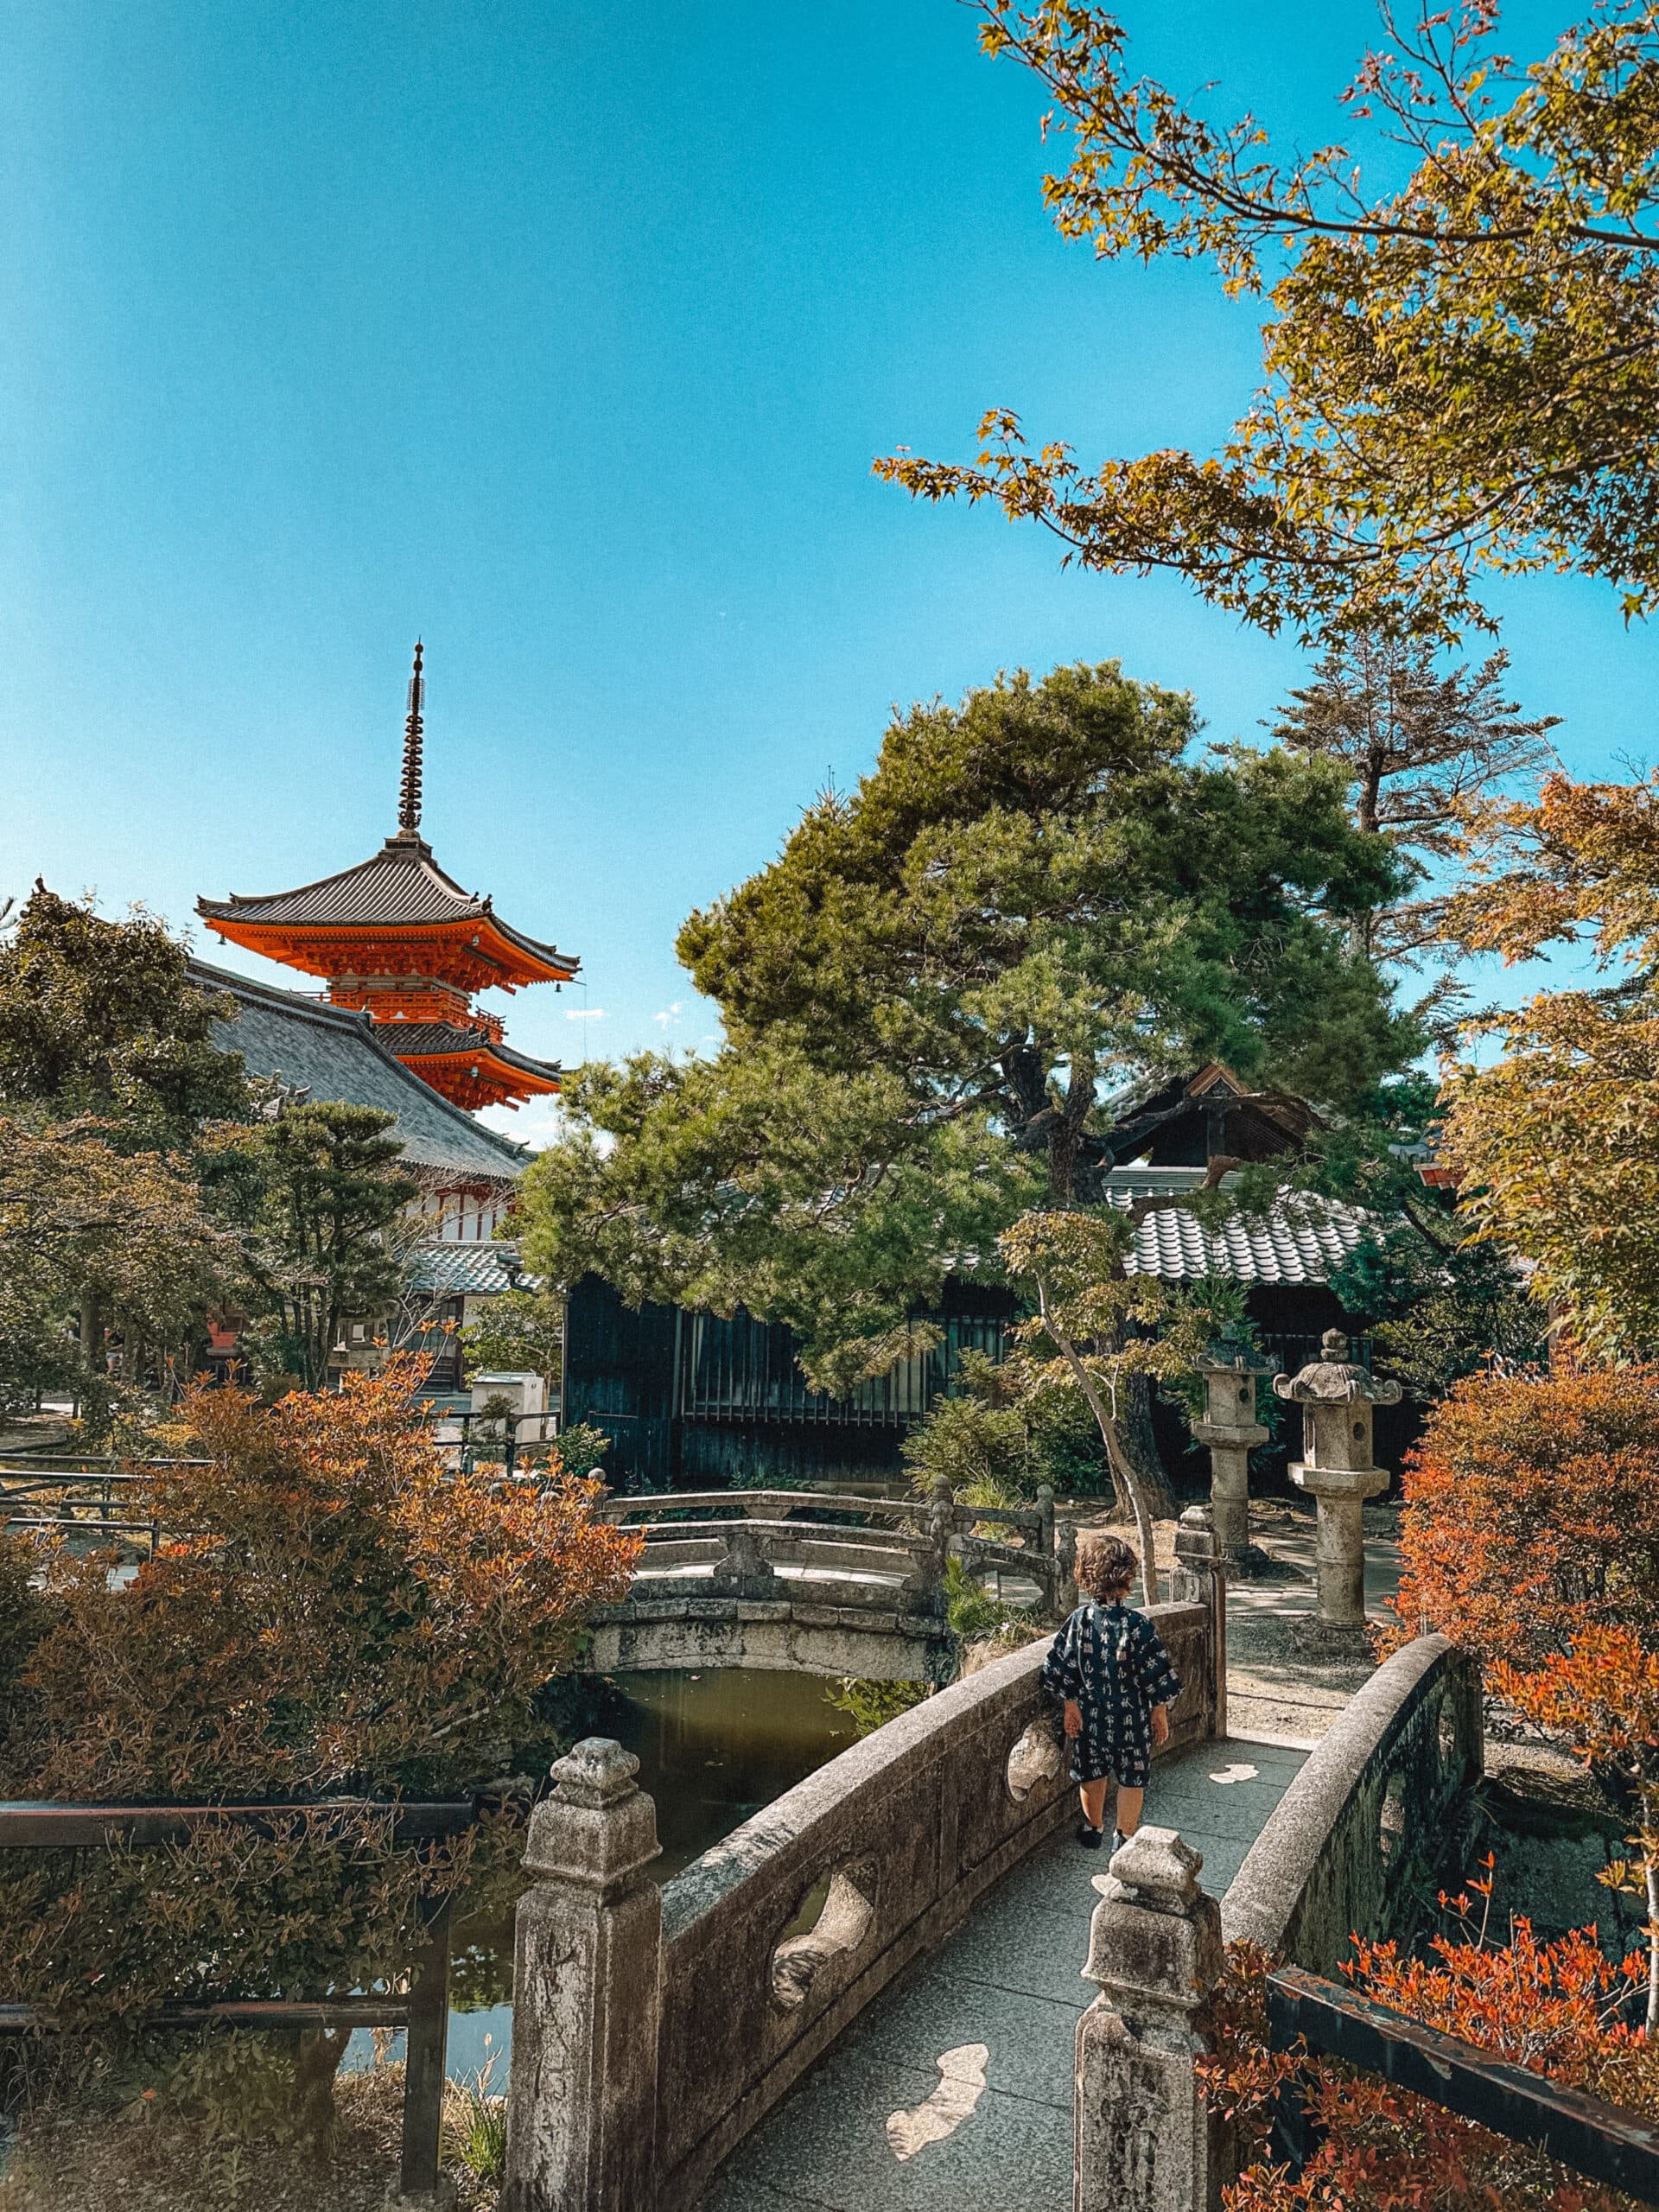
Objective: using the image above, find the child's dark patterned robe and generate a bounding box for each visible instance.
[1040,1599,1183,1789]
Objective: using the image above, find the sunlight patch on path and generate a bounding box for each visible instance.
[884,2043,989,2162]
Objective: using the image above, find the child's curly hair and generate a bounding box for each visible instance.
[1077,1533,1138,1603]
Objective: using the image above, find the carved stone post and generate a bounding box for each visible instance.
[1191,1327,1274,1576]
[1057,1520,1080,1618]
[1172,1506,1227,1741]
[1075,1828,1224,2212]
[1274,1330,1401,1636]
[503,1739,662,2212]
[712,1521,779,1599]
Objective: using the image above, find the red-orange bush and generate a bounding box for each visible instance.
[1206,1906,1659,2212]
[4,1360,640,1801]
[1387,1363,1659,1670]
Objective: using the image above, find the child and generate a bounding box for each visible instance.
[1041,1533,1182,1851]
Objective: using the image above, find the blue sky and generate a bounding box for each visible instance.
[3,0,1651,1145]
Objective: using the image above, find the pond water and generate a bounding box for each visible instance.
[355,1667,861,2087]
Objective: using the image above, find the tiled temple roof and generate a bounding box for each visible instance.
[197,830,576,977]
[406,1242,538,1297]
[190,959,529,1181]
[1103,1167,1367,1286]
[379,1021,562,1082]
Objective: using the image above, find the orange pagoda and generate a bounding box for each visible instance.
[198,646,577,1111]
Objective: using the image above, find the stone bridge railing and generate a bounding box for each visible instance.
[500,1518,1226,2212]
[1075,1633,1484,2212]
[584,1481,1081,1682]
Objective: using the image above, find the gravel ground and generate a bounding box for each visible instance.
[0,2066,499,2212]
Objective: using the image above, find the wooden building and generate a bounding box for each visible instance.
[563,1065,1400,1491]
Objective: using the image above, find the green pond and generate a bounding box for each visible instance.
[358,1667,862,2086]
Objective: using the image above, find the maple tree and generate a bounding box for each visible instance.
[879,0,1659,639]
[1389,1362,1659,2027]
[0,1362,640,2122]
[1440,773,1659,1362]
[1208,1913,1659,2212]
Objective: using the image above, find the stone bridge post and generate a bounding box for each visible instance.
[502,1739,663,2212]
[1075,1828,1224,2212]
[1172,1506,1227,1741]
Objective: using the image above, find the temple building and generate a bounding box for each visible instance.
[191,650,576,1391]
[196,645,575,1112]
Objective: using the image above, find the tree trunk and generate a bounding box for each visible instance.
[294,2024,351,2158]
[1645,1853,1659,2039]
[1043,1300,1163,1606]
[1118,1372,1179,1521]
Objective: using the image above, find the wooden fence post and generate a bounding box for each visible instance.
[392,1894,454,2208]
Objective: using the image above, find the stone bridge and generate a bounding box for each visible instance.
[500,1512,1485,2212]
[585,1485,1077,1684]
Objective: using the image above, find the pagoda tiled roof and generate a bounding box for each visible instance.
[196,830,576,976]
[189,959,531,1181]
[383,1023,562,1082]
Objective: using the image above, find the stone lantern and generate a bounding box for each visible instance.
[1274,1329,1401,1632]
[1192,1325,1274,1577]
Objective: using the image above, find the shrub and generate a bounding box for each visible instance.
[1205,1904,1659,2212]
[0,1362,640,2133]
[1388,1363,1659,1674]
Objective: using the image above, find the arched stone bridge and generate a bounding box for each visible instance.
[586,1485,1078,1683]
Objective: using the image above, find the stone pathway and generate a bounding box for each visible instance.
[701,1730,1310,2212]
[701,1518,1403,2212]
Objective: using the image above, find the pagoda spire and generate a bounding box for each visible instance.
[397,640,425,835]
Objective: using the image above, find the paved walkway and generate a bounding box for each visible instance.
[702,1516,1404,2212]
[702,1730,1309,2212]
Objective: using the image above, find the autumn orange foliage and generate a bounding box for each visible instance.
[1387,1362,1659,1673]
[1207,1905,1659,2212]
[4,1359,642,1801]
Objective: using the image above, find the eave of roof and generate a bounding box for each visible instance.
[188,957,531,1179]
[196,831,577,980]
[384,1023,562,1082]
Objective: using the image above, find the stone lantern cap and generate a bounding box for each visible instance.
[1274,1328,1402,1408]
[1195,1324,1274,1376]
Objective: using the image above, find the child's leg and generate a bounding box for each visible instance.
[1115,1785,1145,1838]
[1078,1777,1110,1831]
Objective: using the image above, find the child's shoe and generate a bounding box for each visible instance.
[1111,1829,1128,1853]
[1076,1819,1103,1849]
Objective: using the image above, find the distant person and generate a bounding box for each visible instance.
[1042,1533,1182,1852]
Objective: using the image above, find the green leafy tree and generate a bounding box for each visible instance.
[219,1102,416,1391]
[680,662,1413,1202]
[879,2,1659,639]
[1272,639,1558,969]
[0,1120,236,1424]
[522,662,1414,1500]
[461,1286,563,1388]
[1440,772,1659,1362]
[997,1205,1241,1591]
[0,887,253,1421]
[0,885,249,1141]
